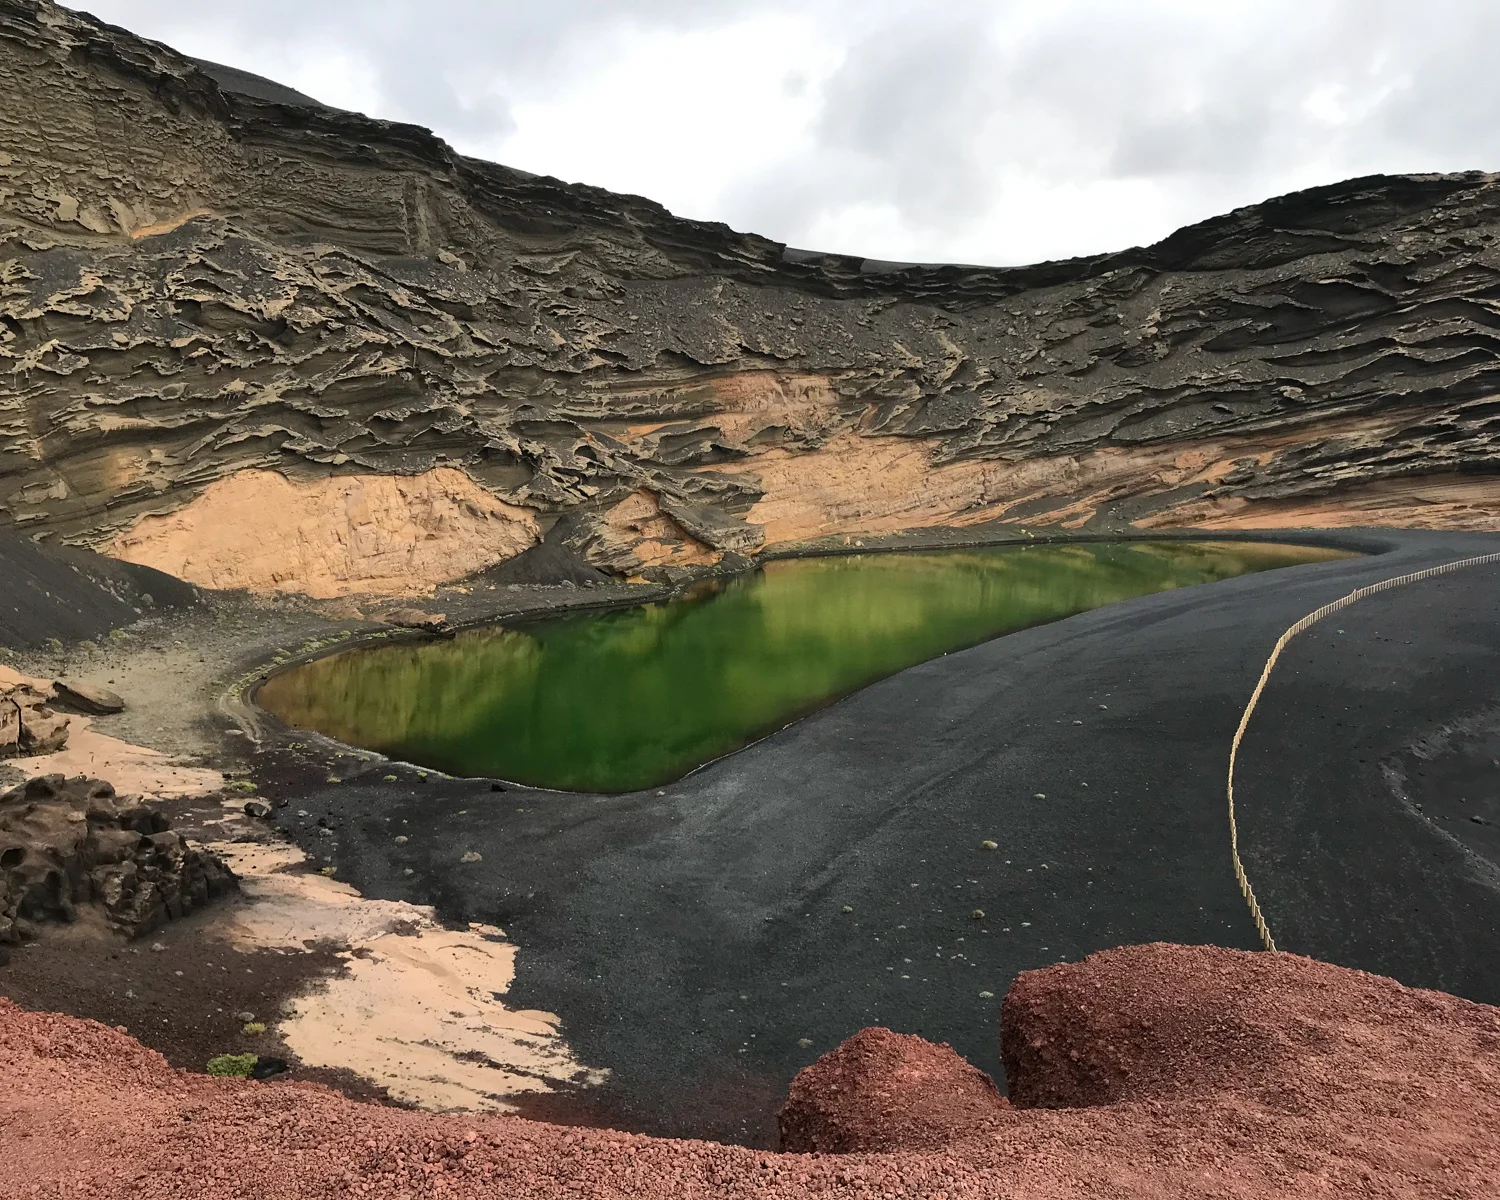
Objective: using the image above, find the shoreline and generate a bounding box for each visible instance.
[3,522,1496,1142]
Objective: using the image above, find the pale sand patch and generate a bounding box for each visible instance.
[0,702,225,797]
[208,838,607,1111]
[107,466,540,599]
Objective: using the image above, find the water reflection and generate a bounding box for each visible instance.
[258,540,1350,792]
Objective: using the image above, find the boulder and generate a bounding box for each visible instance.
[377,608,447,631]
[51,681,125,715]
[0,686,69,759]
[0,774,236,942]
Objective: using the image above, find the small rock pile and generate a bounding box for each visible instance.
[0,774,235,943]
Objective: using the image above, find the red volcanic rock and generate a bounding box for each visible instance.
[3,943,1500,1198]
[778,1026,1009,1151]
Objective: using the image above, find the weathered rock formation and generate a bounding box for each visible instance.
[0,668,68,758]
[3,0,1499,596]
[0,773,234,941]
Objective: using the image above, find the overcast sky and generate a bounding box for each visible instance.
[79,0,1500,266]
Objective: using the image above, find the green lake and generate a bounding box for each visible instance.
[257,540,1351,793]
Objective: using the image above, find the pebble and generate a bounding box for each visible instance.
[460,850,482,864]
[393,835,409,844]
[1033,793,1046,800]
[150,943,165,953]
[980,840,998,851]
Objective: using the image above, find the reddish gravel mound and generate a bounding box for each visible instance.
[4,943,1499,1198]
[779,1026,1008,1152]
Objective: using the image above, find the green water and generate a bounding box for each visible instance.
[258,541,1350,793]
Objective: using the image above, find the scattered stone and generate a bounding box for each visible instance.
[150,943,165,952]
[797,1038,814,1048]
[1472,815,1490,825]
[51,681,125,715]
[393,835,408,845]
[979,990,994,999]
[403,868,414,876]
[972,909,986,920]
[233,1011,255,1023]
[460,850,482,864]
[242,801,271,819]
[980,840,998,851]
[1033,793,1046,800]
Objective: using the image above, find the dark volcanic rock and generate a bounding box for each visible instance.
[1,0,1498,599]
[0,774,236,942]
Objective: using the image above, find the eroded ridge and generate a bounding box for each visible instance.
[2,1,1500,596]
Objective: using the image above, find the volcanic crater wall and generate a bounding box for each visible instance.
[3,0,1500,594]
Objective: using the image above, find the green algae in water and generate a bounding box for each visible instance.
[258,541,1350,793]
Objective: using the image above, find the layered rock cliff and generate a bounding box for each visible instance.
[3,0,1499,595]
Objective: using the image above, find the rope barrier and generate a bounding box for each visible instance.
[1227,550,1500,952]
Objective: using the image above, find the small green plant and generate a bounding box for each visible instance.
[206,1053,258,1077]
[223,780,258,794]
[242,1022,267,1035]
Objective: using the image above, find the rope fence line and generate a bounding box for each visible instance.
[1227,551,1500,953]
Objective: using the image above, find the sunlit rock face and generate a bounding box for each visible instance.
[2,0,1498,595]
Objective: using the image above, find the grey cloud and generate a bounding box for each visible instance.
[76,0,1500,264]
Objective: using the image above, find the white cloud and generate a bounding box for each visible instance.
[75,0,1500,266]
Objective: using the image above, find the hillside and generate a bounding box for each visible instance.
[3,0,1499,596]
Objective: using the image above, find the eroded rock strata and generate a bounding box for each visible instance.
[3,0,1500,596]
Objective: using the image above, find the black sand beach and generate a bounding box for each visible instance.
[250,528,1500,1145]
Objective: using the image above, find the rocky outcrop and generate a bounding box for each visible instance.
[0,773,235,941]
[2,1,1499,597]
[0,670,68,758]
